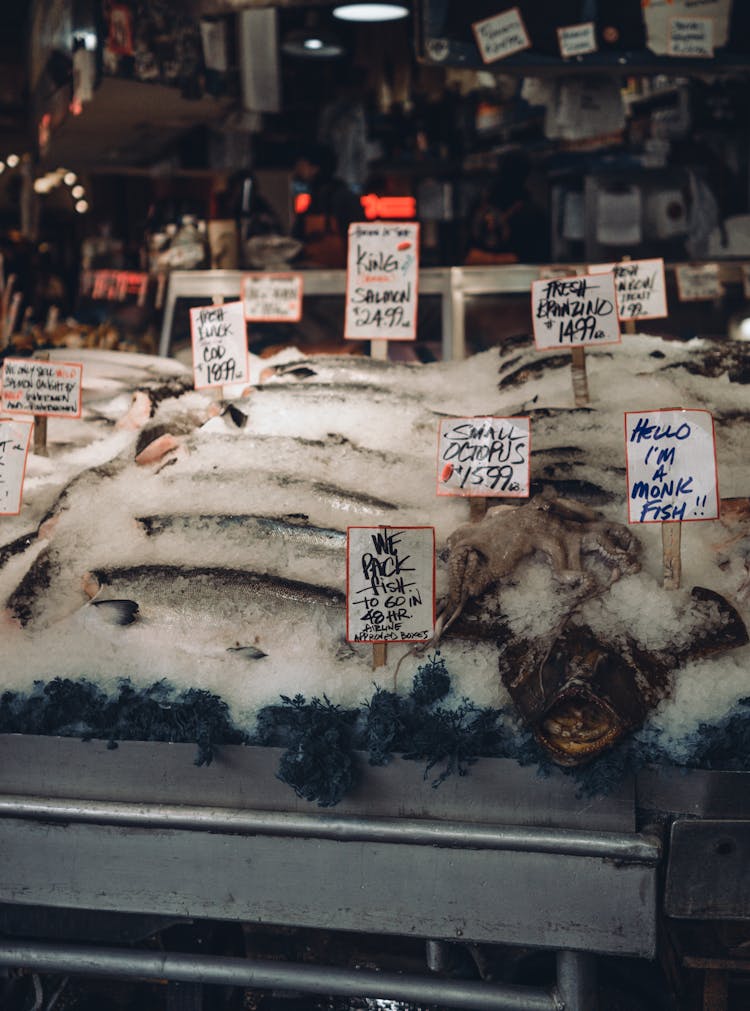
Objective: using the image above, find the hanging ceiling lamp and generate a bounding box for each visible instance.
[332,2,409,22]
[282,11,345,58]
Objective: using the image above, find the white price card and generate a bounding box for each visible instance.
[1,359,83,417]
[589,258,668,321]
[472,7,531,64]
[667,16,714,57]
[345,222,419,341]
[0,417,33,515]
[346,526,434,644]
[625,409,719,524]
[558,22,597,58]
[531,273,621,349]
[242,273,303,322]
[437,417,530,498]
[675,263,723,301]
[190,301,250,389]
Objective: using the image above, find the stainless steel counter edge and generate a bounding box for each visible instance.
[0,794,661,862]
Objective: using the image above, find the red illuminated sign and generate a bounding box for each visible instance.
[360,194,416,220]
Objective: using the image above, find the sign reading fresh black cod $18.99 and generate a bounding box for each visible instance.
[345,223,419,341]
[531,272,621,349]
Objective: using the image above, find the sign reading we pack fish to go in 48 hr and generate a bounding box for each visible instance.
[437,416,530,498]
[589,258,668,321]
[0,417,33,515]
[346,526,434,644]
[625,409,719,524]
[531,272,621,349]
[190,301,249,389]
[242,272,303,322]
[1,358,83,417]
[345,222,419,341]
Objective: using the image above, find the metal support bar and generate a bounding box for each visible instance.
[556,951,598,1011]
[0,940,561,1011]
[0,794,660,863]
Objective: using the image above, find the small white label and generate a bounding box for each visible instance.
[347,526,434,643]
[675,263,723,301]
[558,22,597,58]
[531,273,621,349]
[472,7,531,64]
[667,16,714,57]
[437,416,530,498]
[243,273,303,322]
[625,409,719,524]
[190,301,250,389]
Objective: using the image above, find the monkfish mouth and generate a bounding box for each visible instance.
[536,688,624,766]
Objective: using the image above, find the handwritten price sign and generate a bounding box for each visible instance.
[625,409,719,524]
[675,263,723,301]
[531,273,621,349]
[190,301,249,389]
[557,22,597,58]
[589,258,668,321]
[346,526,434,643]
[667,16,714,57]
[437,416,530,497]
[0,418,33,515]
[345,223,419,341]
[242,273,303,322]
[1,359,83,417]
[472,7,531,63]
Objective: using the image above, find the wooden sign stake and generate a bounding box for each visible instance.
[469,497,488,522]
[33,351,50,457]
[372,642,388,669]
[662,521,682,590]
[571,346,589,406]
[370,339,389,362]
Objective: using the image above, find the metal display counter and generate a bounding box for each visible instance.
[158,262,747,363]
[0,735,661,1010]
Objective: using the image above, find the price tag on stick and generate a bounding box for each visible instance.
[346,526,435,672]
[624,408,719,589]
[1,357,83,418]
[0,417,33,515]
[190,301,249,390]
[589,258,668,323]
[531,272,620,406]
[437,417,530,498]
[345,223,419,345]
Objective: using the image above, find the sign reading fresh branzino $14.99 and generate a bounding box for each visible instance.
[531,272,621,349]
[346,526,434,643]
[437,416,530,497]
[345,223,419,341]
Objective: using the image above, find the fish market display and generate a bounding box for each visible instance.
[1,334,749,775]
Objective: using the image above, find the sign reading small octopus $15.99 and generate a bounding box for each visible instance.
[437,416,531,497]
